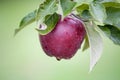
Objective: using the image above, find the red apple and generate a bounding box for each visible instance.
[39,15,86,60]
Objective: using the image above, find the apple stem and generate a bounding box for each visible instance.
[71,13,89,22]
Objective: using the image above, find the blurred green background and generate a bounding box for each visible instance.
[0,0,120,80]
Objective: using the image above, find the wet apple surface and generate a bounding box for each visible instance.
[39,15,86,60]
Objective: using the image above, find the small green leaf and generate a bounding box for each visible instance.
[99,25,120,45]
[89,2,107,25]
[82,35,90,51]
[36,13,60,35]
[15,10,37,35]
[37,0,58,24]
[104,7,120,30]
[60,0,76,17]
[85,22,103,72]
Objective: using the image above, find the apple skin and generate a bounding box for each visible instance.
[39,15,86,60]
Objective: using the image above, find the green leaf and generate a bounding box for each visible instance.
[15,10,37,35]
[37,0,58,24]
[89,2,107,25]
[85,22,103,72]
[76,4,89,15]
[82,35,90,51]
[74,0,93,7]
[36,13,60,35]
[98,0,120,3]
[117,0,120,3]
[103,2,120,8]
[60,0,76,17]
[81,10,92,20]
[104,7,120,30]
[99,25,120,45]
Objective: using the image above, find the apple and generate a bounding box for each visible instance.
[39,15,86,60]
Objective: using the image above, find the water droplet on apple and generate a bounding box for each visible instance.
[39,24,47,30]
